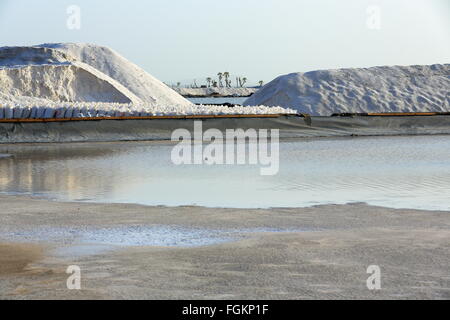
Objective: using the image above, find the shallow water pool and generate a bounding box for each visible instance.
[1,135,450,210]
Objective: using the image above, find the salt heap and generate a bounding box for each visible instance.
[0,43,190,106]
[36,43,190,106]
[0,43,296,118]
[244,64,450,116]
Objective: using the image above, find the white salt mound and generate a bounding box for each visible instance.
[37,43,190,106]
[0,44,190,106]
[0,43,296,118]
[244,64,450,116]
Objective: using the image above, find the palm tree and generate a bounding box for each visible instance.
[237,77,248,87]
[217,72,223,87]
[258,80,264,87]
[223,72,230,88]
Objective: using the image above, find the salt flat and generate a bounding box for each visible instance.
[0,195,448,300]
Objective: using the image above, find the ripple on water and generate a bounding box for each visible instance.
[1,136,450,210]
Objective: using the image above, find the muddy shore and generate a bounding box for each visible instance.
[0,195,449,299]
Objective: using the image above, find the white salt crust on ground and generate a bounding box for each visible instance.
[0,100,295,118]
[244,64,450,116]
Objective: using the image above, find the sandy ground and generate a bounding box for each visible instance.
[0,195,449,300]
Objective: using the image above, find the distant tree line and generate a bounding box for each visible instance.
[171,72,264,89]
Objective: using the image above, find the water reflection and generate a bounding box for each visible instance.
[187,97,247,105]
[1,136,450,210]
[0,143,141,200]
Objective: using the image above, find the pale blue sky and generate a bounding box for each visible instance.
[0,0,449,85]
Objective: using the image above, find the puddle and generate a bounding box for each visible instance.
[54,244,118,257]
[0,225,306,257]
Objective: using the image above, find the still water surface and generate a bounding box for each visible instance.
[187,97,247,105]
[1,135,450,210]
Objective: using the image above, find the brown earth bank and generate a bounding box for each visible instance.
[0,243,43,276]
[0,195,449,300]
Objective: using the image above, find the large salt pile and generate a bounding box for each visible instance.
[245,64,450,116]
[0,43,295,118]
[36,43,190,106]
[0,44,190,106]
